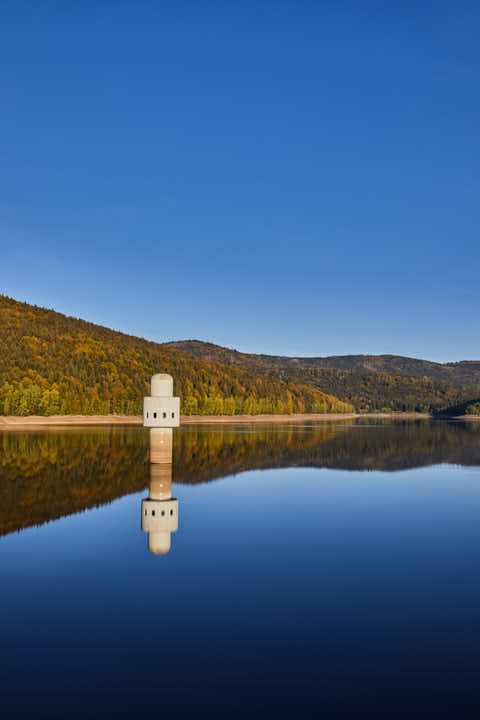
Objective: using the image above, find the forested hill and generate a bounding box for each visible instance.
[166,341,480,413]
[1,294,478,416]
[0,295,352,416]
[166,341,480,388]
[296,354,480,389]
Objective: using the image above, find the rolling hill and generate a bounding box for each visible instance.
[166,341,480,388]
[0,294,478,416]
[0,295,352,416]
[166,341,480,413]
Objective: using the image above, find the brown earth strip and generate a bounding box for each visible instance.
[0,412,446,428]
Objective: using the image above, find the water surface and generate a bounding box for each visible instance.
[1,420,480,717]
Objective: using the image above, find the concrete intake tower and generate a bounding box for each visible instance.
[141,374,180,555]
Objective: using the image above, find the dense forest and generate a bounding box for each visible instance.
[0,295,353,416]
[1,294,478,416]
[169,341,480,389]
[168,341,478,413]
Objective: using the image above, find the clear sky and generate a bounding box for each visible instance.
[0,1,478,361]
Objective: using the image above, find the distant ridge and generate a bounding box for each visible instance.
[166,341,480,388]
[165,341,480,413]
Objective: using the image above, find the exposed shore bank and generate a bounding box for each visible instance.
[1,411,477,429]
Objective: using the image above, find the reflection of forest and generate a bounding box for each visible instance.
[1,421,480,537]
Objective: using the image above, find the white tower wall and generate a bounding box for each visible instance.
[151,374,173,397]
[143,373,180,428]
[141,377,180,555]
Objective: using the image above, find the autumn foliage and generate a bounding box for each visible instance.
[0,295,353,416]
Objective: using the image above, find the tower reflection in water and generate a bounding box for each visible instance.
[141,428,179,555]
[141,373,180,556]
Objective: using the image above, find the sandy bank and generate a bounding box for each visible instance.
[0,411,446,429]
[0,414,142,428]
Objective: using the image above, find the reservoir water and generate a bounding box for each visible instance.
[1,420,480,717]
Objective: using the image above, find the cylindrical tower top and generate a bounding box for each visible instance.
[144,373,179,428]
[151,374,173,397]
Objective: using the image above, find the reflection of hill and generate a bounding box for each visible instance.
[299,421,480,472]
[0,429,149,536]
[173,426,342,484]
[1,422,480,537]
[173,422,480,481]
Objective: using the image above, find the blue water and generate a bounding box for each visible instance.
[1,422,480,717]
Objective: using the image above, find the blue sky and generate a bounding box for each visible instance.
[0,1,478,361]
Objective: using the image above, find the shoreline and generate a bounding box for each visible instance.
[0,411,477,429]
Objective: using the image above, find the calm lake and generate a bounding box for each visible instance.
[2,420,480,717]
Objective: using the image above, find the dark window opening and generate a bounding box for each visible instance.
[153,412,157,418]
[152,510,156,516]
[162,412,167,418]
[161,510,165,517]
[172,412,175,418]
[170,509,173,516]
